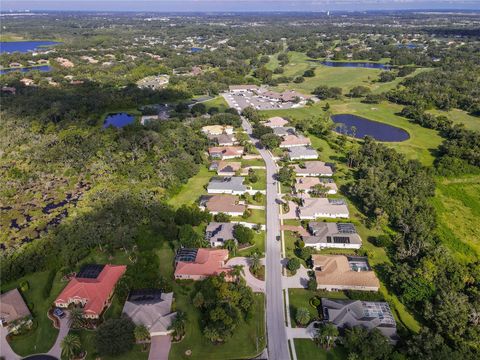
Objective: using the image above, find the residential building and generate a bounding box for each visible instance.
[205,222,236,247]
[312,255,380,291]
[207,176,248,195]
[122,290,176,337]
[294,177,338,195]
[174,248,230,280]
[209,161,241,176]
[0,289,32,333]
[264,116,289,128]
[199,195,246,216]
[54,264,127,319]
[299,198,349,219]
[208,146,244,160]
[208,133,237,146]
[273,127,296,137]
[202,125,234,135]
[293,161,334,177]
[302,222,362,250]
[280,90,312,102]
[229,85,259,93]
[288,146,319,160]
[321,298,398,343]
[280,135,312,148]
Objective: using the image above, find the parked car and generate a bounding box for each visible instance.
[276,235,281,241]
[54,308,65,318]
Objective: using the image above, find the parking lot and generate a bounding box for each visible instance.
[222,91,300,111]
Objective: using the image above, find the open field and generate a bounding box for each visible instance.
[432,176,480,263]
[427,108,480,132]
[167,166,211,207]
[203,96,230,112]
[294,339,347,360]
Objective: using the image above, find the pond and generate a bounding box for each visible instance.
[321,61,391,69]
[0,41,60,54]
[331,114,410,142]
[103,113,135,128]
[0,65,52,75]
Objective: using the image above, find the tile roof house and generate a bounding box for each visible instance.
[174,248,230,280]
[202,125,234,135]
[273,127,296,137]
[210,161,242,176]
[299,198,349,219]
[322,298,398,343]
[312,255,380,291]
[54,264,127,319]
[208,133,237,146]
[288,146,319,160]
[206,222,236,247]
[280,90,312,102]
[0,288,31,330]
[264,117,289,128]
[280,135,312,148]
[207,176,248,195]
[302,222,362,250]
[199,195,246,216]
[294,177,338,195]
[208,146,244,160]
[293,161,334,177]
[122,290,176,336]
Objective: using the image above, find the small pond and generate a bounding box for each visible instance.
[0,41,60,54]
[0,65,52,75]
[103,113,135,128]
[331,114,410,142]
[321,61,391,69]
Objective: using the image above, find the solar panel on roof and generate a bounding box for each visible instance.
[337,223,356,234]
[76,264,105,279]
[333,236,351,244]
[128,289,163,302]
[328,199,346,205]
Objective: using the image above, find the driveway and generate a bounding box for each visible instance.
[149,335,171,360]
[282,265,311,289]
[0,327,21,360]
[47,311,70,358]
[227,257,265,293]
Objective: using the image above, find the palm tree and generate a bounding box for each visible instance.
[169,311,186,340]
[231,264,244,283]
[223,239,238,256]
[68,307,84,329]
[61,334,81,360]
[249,253,261,273]
[314,323,339,350]
[134,324,150,350]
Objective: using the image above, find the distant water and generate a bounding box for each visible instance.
[331,114,410,142]
[103,113,135,128]
[190,47,203,53]
[0,41,60,54]
[322,61,391,69]
[0,65,51,75]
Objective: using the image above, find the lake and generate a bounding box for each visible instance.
[0,65,52,75]
[0,40,60,54]
[103,113,135,128]
[331,114,410,142]
[321,61,391,69]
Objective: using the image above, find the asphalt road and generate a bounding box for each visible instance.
[242,118,290,360]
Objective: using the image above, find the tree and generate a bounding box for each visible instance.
[312,85,342,99]
[233,224,254,245]
[348,86,371,98]
[295,307,311,326]
[191,103,207,115]
[307,277,317,291]
[303,69,315,77]
[314,323,339,350]
[134,325,150,350]
[287,257,301,273]
[379,71,396,82]
[214,212,231,222]
[277,165,294,186]
[193,291,205,308]
[223,239,238,256]
[249,253,261,273]
[61,334,82,360]
[343,327,392,360]
[95,318,135,356]
[260,133,281,149]
[247,168,259,183]
[169,311,187,340]
[68,307,84,329]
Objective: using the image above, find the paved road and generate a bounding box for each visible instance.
[242,118,290,360]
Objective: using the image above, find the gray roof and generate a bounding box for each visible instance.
[288,146,319,159]
[206,222,235,244]
[273,127,296,136]
[208,133,236,145]
[303,222,361,245]
[321,298,398,342]
[207,176,247,192]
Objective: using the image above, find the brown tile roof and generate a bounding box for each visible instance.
[203,195,246,214]
[264,117,288,128]
[295,177,338,192]
[293,161,334,176]
[175,249,230,277]
[280,135,311,147]
[208,146,244,157]
[0,288,31,324]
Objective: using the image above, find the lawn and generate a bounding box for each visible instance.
[169,289,265,360]
[247,169,267,190]
[239,230,266,256]
[427,108,480,132]
[432,176,480,263]
[167,166,211,207]
[232,209,265,225]
[294,339,348,360]
[203,96,230,112]
[241,158,265,167]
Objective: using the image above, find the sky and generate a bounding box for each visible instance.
[1,0,480,12]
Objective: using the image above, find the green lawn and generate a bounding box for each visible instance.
[232,209,265,225]
[247,169,267,190]
[167,166,211,207]
[203,96,230,112]
[427,108,480,132]
[294,339,348,360]
[239,231,266,256]
[241,158,265,167]
[169,290,265,360]
[432,176,480,263]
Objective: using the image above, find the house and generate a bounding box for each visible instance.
[55,57,74,68]
[8,62,22,68]
[288,146,319,160]
[205,222,236,247]
[207,176,247,195]
[208,146,244,160]
[298,198,349,219]
[294,177,338,195]
[264,116,289,128]
[174,248,230,280]
[54,264,127,319]
[0,289,32,333]
[199,195,246,216]
[202,125,234,135]
[302,222,362,250]
[210,161,241,176]
[312,255,380,291]
[273,127,296,137]
[321,298,398,343]
[122,290,176,337]
[20,78,35,86]
[280,90,312,102]
[293,161,334,177]
[208,133,237,146]
[141,115,160,125]
[136,74,170,90]
[229,85,259,93]
[1,86,16,95]
[280,135,312,148]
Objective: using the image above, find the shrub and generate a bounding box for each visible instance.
[20,281,29,292]
[287,258,301,273]
[310,297,321,307]
[295,307,311,326]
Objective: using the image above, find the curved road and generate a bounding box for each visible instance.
[242,118,290,360]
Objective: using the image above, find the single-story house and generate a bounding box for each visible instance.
[280,90,312,102]
[54,264,126,319]
[293,161,334,177]
[280,135,312,148]
[294,177,338,195]
[208,146,244,160]
[302,222,362,250]
[313,255,380,291]
[298,198,349,219]
[174,248,230,281]
[122,290,176,337]
[0,288,32,333]
[322,298,398,343]
[207,176,248,195]
[199,195,246,216]
[206,222,236,247]
[229,85,259,93]
[208,133,237,146]
[288,146,319,160]
[210,161,242,176]
[202,125,234,136]
[273,127,296,137]
[264,116,289,128]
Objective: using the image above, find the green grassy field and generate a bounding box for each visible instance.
[239,230,266,256]
[167,166,211,207]
[248,169,267,190]
[432,176,480,263]
[294,339,348,360]
[427,108,480,132]
[232,209,265,225]
[203,96,230,112]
